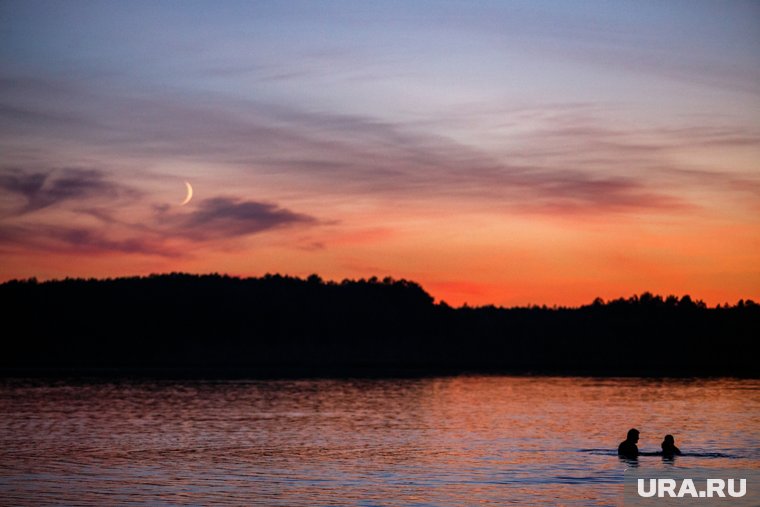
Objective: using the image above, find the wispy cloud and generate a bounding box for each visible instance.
[0,223,179,257]
[0,167,138,215]
[1,75,758,220]
[0,164,318,258]
[0,195,317,258]
[165,197,316,241]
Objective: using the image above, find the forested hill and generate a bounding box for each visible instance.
[1,273,757,377]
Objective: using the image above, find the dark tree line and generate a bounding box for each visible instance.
[1,273,757,377]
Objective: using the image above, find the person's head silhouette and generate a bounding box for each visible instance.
[661,434,681,455]
[618,428,640,458]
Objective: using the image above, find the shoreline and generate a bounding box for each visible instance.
[2,366,757,380]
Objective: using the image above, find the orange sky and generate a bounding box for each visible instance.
[1,1,759,307]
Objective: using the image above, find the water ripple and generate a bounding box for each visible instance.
[1,376,758,506]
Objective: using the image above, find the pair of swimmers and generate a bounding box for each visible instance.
[618,428,681,458]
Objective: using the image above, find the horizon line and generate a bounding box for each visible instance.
[3,271,757,311]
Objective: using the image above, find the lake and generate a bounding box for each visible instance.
[1,376,758,506]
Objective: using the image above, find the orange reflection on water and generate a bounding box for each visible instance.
[0,376,757,505]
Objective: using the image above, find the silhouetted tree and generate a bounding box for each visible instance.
[0,276,757,377]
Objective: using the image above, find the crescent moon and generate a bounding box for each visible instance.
[180,181,193,206]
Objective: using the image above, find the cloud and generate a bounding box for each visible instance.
[1,76,757,218]
[0,167,137,215]
[0,165,316,257]
[0,223,179,258]
[500,171,690,215]
[0,170,47,205]
[51,227,175,256]
[169,197,316,241]
[0,194,317,258]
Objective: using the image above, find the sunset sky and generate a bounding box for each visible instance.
[1,0,759,306]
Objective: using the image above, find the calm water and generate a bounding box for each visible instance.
[1,376,758,506]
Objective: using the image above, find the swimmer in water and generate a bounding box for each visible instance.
[618,428,640,458]
[661,434,681,457]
